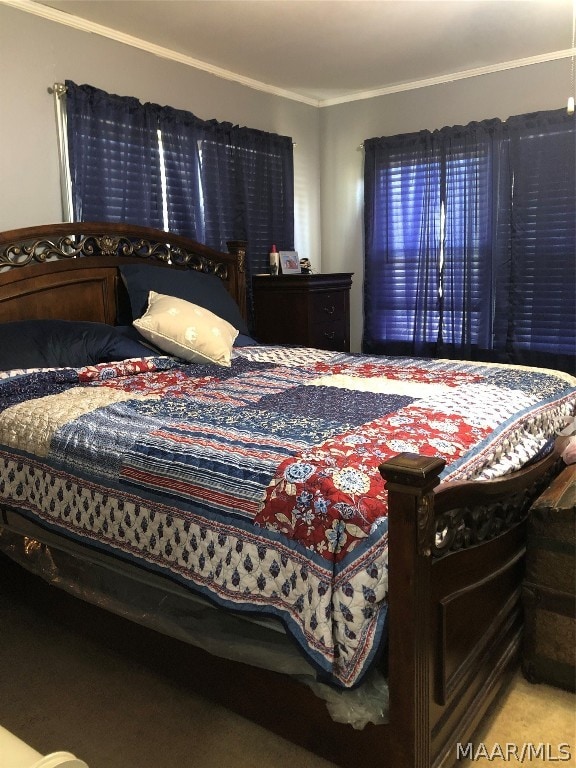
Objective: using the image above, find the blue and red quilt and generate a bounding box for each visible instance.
[0,345,574,687]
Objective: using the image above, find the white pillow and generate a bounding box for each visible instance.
[134,291,239,366]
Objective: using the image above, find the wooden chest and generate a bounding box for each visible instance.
[521,464,575,692]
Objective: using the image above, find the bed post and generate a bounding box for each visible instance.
[226,240,247,321]
[379,453,445,768]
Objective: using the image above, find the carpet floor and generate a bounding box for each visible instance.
[0,551,573,767]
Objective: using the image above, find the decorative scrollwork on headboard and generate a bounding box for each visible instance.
[0,237,76,266]
[0,234,230,279]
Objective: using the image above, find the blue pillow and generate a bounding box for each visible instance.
[0,320,153,371]
[120,263,249,336]
[234,333,258,347]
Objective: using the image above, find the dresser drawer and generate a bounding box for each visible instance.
[309,322,348,351]
[252,272,353,352]
[309,291,347,325]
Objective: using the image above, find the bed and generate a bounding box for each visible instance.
[0,221,573,768]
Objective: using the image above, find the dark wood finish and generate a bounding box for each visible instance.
[522,464,575,692]
[252,272,352,351]
[0,222,567,768]
[0,259,119,324]
[0,222,247,325]
[379,451,562,768]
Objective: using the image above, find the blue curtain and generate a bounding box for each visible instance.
[492,110,576,370]
[65,81,163,227]
[65,81,294,311]
[364,130,441,356]
[155,104,205,242]
[363,109,575,372]
[199,121,294,311]
[439,119,502,357]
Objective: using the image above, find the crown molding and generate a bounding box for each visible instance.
[2,0,320,107]
[319,48,576,108]
[3,0,574,109]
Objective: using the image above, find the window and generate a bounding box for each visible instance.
[364,110,575,372]
[493,116,576,363]
[367,148,441,347]
[56,81,294,324]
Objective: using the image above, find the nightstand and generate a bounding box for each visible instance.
[252,273,353,352]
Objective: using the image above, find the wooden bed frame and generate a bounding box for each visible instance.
[0,222,564,768]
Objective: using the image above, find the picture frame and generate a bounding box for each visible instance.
[279,251,301,275]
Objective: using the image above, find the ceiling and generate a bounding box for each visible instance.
[11,0,576,106]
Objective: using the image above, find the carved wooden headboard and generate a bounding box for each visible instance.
[0,222,247,325]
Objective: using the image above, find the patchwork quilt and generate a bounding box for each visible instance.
[0,345,574,687]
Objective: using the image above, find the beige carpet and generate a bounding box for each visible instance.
[0,551,573,768]
[463,674,575,767]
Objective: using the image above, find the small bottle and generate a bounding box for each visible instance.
[269,244,279,275]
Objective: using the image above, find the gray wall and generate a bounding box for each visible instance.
[1,5,571,350]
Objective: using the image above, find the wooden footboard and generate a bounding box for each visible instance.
[380,450,561,768]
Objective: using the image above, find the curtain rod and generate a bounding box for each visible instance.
[49,82,73,221]
[47,82,298,146]
[48,82,67,96]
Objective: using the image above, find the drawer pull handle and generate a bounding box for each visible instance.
[323,305,335,315]
[324,331,336,339]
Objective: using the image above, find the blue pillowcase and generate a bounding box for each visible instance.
[234,333,258,347]
[119,263,250,336]
[0,320,153,371]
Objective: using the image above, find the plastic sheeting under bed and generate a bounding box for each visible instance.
[0,521,389,730]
